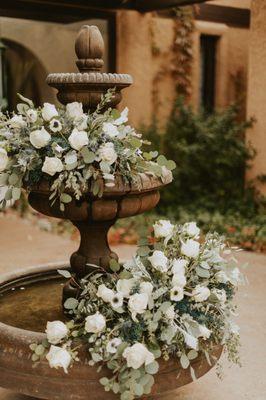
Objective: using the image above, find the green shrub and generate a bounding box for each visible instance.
[144,98,260,216]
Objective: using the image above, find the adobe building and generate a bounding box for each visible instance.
[0,0,265,193]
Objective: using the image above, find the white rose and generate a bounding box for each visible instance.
[98,142,117,165]
[85,312,106,333]
[165,305,176,320]
[123,343,155,369]
[68,128,88,151]
[116,278,136,298]
[103,122,119,138]
[140,281,153,296]
[66,102,83,119]
[110,292,124,309]
[153,219,174,239]
[0,148,8,172]
[170,286,184,301]
[26,109,38,123]
[172,258,188,275]
[172,273,186,288]
[42,156,63,176]
[106,338,122,354]
[183,222,200,238]
[46,321,68,344]
[113,107,129,125]
[30,127,51,148]
[97,284,114,303]
[46,345,71,374]
[181,239,200,259]
[128,292,148,315]
[198,325,211,339]
[9,114,27,128]
[148,250,168,273]
[192,285,210,302]
[42,103,58,121]
[49,119,62,133]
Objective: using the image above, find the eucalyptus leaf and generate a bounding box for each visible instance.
[145,361,159,375]
[64,297,79,310]
[8,173,19,185]
[196,266,210,278]
[60,193,72,204]
[81,147,95,164]
[57,269,72,278]
[180,353,190,369]
[12,187,21,201]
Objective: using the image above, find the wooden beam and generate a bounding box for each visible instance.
[196,4,250,29]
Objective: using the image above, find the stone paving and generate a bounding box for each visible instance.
[0,214,265,400]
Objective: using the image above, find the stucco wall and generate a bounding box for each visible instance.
[246,0,266,193]
[117,11,250,128]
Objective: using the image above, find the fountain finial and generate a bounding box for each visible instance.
[47,24,133,111]
[75,25,104,72]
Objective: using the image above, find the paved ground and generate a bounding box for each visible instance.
[0,214,265,400]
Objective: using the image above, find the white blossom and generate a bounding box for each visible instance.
[172,258,188,275]
[26,109,38,123]
[212,288,227,304]
[103,122,119,138]
[106,338,122,354]
[110,292,124,309]
[42,156,63,176]
[85,312,106,334]
[140,281,153,297]
[30,127,51,149]
[46,321,68,344]
[181,239,200,259]
[170,286,184,301]
[66,102,83,119]
[46,345,71,373]
[153,219,174,239]
[116,278,136,298]
[42,103,58,121]
[183,222,200,238]
[9,114,27,128]
[98,142,117,165]
[123,343,154,369]
[128,292,148,316]
[148,250,168,273]
[192,285,210,302]
[198,324,212,339]
[49,119,62,133]
[97,284,114,303]
[0,148,8,172]
[172,273,186,288]
[68,128,88,151]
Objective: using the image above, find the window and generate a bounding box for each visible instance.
[199,34,219,112]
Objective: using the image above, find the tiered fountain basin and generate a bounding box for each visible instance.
[0,265,223,400]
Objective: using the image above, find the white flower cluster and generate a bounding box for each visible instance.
[38,220,244,400]
[0,94,175,209]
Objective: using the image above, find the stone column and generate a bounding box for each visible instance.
[246,0,266,194]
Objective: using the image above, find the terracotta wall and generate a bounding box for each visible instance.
[117,10,250,128]
[246,0,266,193]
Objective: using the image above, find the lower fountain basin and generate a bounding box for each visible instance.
[0,265,223,400]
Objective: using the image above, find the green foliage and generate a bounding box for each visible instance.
[144,97,259,215]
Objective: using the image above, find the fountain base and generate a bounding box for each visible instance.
[0,266,223,400]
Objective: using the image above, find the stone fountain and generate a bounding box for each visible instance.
[0,25,222,399]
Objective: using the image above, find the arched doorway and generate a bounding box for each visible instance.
[1,38,48,111]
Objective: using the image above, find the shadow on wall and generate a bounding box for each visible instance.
[2,38,49,111]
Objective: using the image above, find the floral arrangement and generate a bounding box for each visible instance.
[31,220,244,400]
[0,92,175,210]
